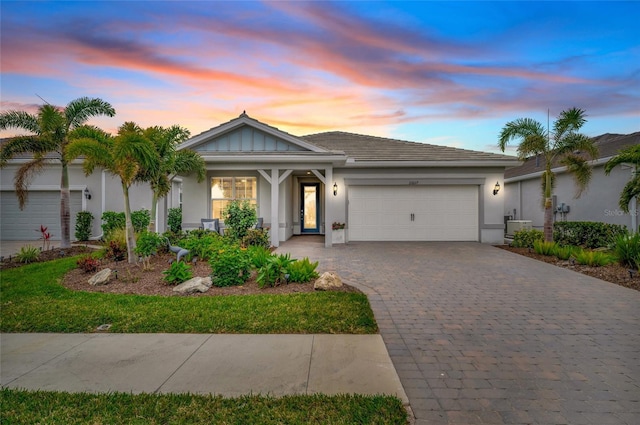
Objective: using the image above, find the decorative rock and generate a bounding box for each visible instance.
[173,276,212,295]
[314,272,343,291]
[89,268,112,286]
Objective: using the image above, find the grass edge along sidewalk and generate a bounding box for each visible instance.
[1,389,409,425]
[0,256,377,334]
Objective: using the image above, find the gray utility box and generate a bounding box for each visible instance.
[506,220,532,237]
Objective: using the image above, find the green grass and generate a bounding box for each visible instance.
[0,257,377,334]
[1,389,408,424]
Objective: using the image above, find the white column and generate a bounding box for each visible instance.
[271,168,279,248]
[324,166,333,248]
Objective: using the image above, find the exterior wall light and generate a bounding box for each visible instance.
[84,187,92,200]
[333,182,338,196]
[493,181,500,196]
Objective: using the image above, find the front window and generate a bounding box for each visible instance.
[211,177,257,220]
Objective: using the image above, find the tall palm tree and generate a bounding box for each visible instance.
[604,144,640,215]
[67,122,158,263]
[141,125,205,232]
[499,108,598,242]
[0,97,115,248]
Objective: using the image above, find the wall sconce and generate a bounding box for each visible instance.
[493,181,500,196]
[333,182,338,196]
[84,187,92,200]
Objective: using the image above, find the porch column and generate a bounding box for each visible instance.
[271,168,279,248]
[324,166,333,248]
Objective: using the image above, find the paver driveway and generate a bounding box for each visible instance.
[277,239,640,425]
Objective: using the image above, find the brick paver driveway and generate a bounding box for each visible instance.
[277,239,640,425]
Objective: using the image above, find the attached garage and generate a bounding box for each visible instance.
[0,191,82,241]
[348,185,479,241]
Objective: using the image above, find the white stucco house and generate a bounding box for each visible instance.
[504,132,639,233]
[1,113,520,245]
[177,113,519,247]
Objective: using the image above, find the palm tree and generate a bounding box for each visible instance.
[499,108,598,242]
[141,125,205,232]
[67,122,158,263]
[604,144,640,214]
[0,97,115,248]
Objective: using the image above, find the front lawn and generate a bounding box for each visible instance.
[0,257,377,334]
[1,389,408,424]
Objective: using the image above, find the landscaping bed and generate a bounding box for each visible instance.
[497,245,640,292]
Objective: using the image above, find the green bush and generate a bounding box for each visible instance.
[210,246,252,287]
[101,211,125,239]
[247,245,273,269]
[168,207,182,233]
[553,221,627,249]
[16,245,40,264]
[614,233,640,269]
[135,231,163,269]
[103,228,127,261]
[223,200,257,241]
[74,211,94,241]
[162,261,193,285]
[512,229,544,248]
[574,250,615,267]
[257,253,296,288]
[553,245,578,261]
[181,232,225,262]
[131,209,151,233]
[533,240,557,256]
[287,257,320,283]
[242,228,270,249]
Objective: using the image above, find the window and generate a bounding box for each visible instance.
[211,177,257,220]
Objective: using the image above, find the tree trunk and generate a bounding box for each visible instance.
[60,161,72,248]
[148,191,158,233]
[543,197,554,242]
[122,182,137,264]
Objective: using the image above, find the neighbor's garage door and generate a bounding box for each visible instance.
[348,185,478,241]
[1,191,82,240]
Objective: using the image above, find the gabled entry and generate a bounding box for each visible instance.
[301,183,321,233]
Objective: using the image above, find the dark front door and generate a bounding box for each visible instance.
[301,183,320,233]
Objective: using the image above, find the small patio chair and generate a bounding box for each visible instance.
[255,217,264,230]
[200,218,220,234]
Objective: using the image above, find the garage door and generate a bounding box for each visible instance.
[1,191,82,241]
[348,185,478,241]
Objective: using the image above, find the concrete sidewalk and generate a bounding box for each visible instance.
[1,333,407,401]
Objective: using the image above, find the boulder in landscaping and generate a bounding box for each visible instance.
[314,272,343,290]
[173,276,212,295]
[89,268,112,286]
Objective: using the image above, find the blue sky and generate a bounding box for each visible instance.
[1,1,638,153]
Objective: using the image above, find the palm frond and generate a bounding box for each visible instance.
[618,175,640,213]
[516,134,548,160]
[605,144,640,174]
[555,133,598,159]
[0,110,40,133]
[560,154,593,198]
[498,118,546,153]
[65,97,116,130]
[66,138,114,176]
[173,149,206,182]
[553,107,586,142]
[0,136,52,165]
[13,157,47,209]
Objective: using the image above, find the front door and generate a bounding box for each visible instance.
[301,183,320,233]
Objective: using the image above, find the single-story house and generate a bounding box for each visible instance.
[1,113,520,245]
[504,132,640,233]
[178,113,519,247]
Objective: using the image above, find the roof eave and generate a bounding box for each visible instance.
[341,159,522,168]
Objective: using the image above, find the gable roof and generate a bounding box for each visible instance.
[505,132,640,179]
[302,131,518,166]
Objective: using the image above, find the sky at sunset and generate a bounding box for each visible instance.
[1,1,638,154]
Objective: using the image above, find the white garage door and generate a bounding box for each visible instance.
[1,191,82,241]
[348,185,478,241]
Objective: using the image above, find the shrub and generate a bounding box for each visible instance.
[287,257,320,283]
[553,245,578,261]
[257,253,296,288]
[242,228,270,249]
[76,255,100,273]
[533,240,557,256]
[16,245,40,264]
[223,200,257,240]
[75,211,94,241]
[101,211,125,239]
[554,221,627,249]
[135,231,163,270]
[168,207,182,233]
[614,233,640,269]
[162,261,193,285]
[131,209,151,233]
[103,228,127,261]
[181,232,225,262]
[247,245,272,269]
[512,229,544,248]
[210,246,252,287]
[574,250,615,267]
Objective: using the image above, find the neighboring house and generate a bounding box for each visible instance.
[504,132,640,233]
[178,113,519,247]
[0,152,181,241]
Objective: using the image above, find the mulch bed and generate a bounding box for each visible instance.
[496,245,640,292]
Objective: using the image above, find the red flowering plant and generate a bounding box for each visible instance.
[36,225,52,251]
